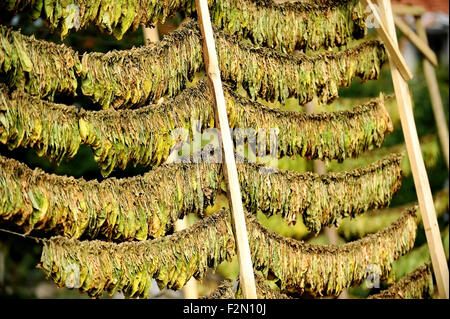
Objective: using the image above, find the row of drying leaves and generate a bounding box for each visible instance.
[0,80,393,176]
[0,20,386,108]
[0,153,402,240]
[0,0,434,299]
[2,0,366,50]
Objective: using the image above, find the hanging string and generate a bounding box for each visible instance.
[0,228,46,244]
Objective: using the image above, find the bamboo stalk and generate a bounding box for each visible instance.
[415,17,450,170]
[392,4,426,17]
[195,0,257,299]
[393,15,438,67]
[377,0,449,299]
[362,0,413,81]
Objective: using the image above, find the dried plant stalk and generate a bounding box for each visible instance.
[0,154,403,238]
[0,81,393,176]
[368,264,434,299]
[39,208,417,298]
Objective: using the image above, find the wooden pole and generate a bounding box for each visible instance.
[415,17,450,170]
[195,0,258,299]
[393,15,438,67]
[392,4,426,17]
[362,0,413,81]
[377,0,449,299]
[142,25,160,43]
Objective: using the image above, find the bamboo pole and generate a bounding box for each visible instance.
[362,0,413,81]
[415,17,450,170]
[393,15,438,67]
[376,0,449,299]
[392,4,426,17]
[195,0,258,299]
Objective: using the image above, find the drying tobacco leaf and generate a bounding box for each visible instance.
[238,153,403,233]
[80,20,386,108]
[247,207,417,296]
[212,0,367,53]
[0,0,196,39]
[2,0,366,50]
[201,279,236,299]
[0,153,403,238]
[204,273,292,299]
[1,21,386,108]
[0,81,393,176]
[39,208,416,298]
[0,25,80,100]
[368,264,434,299]
[392,227,448,280]
[38,210,235,298]
[0,154,222,241]
[338,188,449,240]
[327,135,441,177]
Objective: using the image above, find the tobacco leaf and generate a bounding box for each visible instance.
[203,273,292,299]
[1,0,366,51]
[247,207,417,296]
[0,153,403,238]
[39,207,417,298]
[338,188,449,240]
[0,25,80,100]
[368,264,434,299]
[0,0,196,39]
[0,21,386,108]
[0,154,222,241]
[38,210,235,298]
[213,0,367,53]
[327,135,441,177]
[392,226,449,280]
[0,81,393,176]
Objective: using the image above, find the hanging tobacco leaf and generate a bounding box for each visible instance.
[79,20,386,108]
[203,273,292,299]
[0,21,386,108]
[212,0,367,53]
[201,279,236,299]
[39,208,417,298]
[327,135,441,177]
[0,81,393,176]
[0,0,196,39]
[368,264,434,299]
[38,210,235,298]
[1,0,366,50]
[238,153,403,233]
[392,227,449,280]
[0,25,80,100]
[338,188,449,240]
[247,207,417,296]
[0,154,222,241]
[0,154,403,238]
